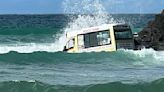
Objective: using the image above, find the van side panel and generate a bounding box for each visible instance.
[74,36,78,52]
[76,28,116,52]
[109,27,117,51]
[66,37,77,53]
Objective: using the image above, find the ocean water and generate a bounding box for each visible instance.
[0,14,164,92]
[1,0,164,91]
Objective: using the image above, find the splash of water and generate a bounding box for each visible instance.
[54,0,116,52]
[0,0,115,53]
[63,0,115,31]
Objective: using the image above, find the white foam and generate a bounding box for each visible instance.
[12,80,36,83]
[0,43,59,54]
[63,0,115,31]
[122,48,164,65]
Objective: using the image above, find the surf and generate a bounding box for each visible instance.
[1,78,164,92]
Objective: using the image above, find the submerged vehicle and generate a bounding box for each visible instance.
[63,23,134,53]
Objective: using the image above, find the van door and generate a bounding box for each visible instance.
[63,38,75,51]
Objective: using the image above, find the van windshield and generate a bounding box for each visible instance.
[114,25,133,40]
[114,29,133,40]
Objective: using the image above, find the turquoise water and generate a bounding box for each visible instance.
[0,14,164,92]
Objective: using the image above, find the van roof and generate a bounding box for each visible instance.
[66,23,125,38]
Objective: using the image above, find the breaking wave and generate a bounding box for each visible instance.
[1,78,164,92]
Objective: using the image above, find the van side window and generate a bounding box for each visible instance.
[83,30,111,48]
[97,31,111,45]
[66,38,75,49]
[78,35,84,48]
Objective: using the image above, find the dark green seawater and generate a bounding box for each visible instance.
[0,14,164,92]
